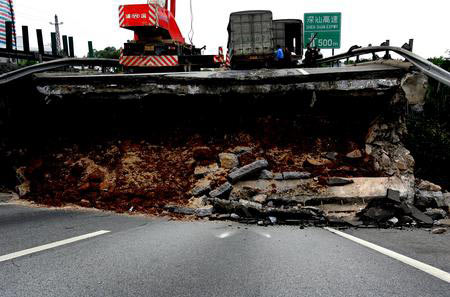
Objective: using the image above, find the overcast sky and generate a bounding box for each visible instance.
[13,0,450,58]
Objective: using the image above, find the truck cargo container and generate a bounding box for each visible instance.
[227,11,303,69]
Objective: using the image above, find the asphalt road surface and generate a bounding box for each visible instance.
[1,202,449,297]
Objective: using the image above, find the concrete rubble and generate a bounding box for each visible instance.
[1,67,448,231]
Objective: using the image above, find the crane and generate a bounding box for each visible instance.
[119,0,223,71]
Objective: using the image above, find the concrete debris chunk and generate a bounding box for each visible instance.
[191,180,212,197]
[324,152,338,161]
[230,213,240,220]
[268,216,277,224]
[228,159,268,183]
[231,146,253,155]
[435,219,450,227]
[219,153,239,169]
[283,171,311,180]
[431,227,447,235]
[195,207,214,218]
[210,182,233,199]
[326,178,354,187]
[252,194,267,204]
[415,190,444,208]
[346,149,363,159]
[388,217,399,225]
[416,180,442,192]
[424,208,447,221]
[259,170,274,180]
[387,189,401,203]
[408,204,434,225]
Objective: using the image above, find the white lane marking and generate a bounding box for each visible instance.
[216,231,233,239]
[0,230,110,263]
[324,227,450,283]
[297,69,309,75]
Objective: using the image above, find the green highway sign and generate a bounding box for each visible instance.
[304,12,341,49]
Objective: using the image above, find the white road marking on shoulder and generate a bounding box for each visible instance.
[297,69,309,75]
[324,227,450,283]
[0,230,110,263]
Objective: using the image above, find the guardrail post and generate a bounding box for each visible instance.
[51,32,58,56]
[36,29,45,61]
[22,26,30,53]
[69,37,74,57]
[5,21,13,52]
[383,40,391,59]
[62,35,69,57]
[408,39,414,52]
[88,41,94,58]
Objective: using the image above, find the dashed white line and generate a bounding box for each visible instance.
[0,230,111,263]
[324,227,450,283]
[297,69,309,75]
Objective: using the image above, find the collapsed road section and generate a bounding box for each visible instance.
[0,62,449,230]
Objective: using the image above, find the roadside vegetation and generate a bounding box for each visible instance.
[406,54,450,189]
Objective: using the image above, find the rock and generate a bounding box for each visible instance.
[165,206,196,215]
[274,173,283,180]
[268,216,277,224]
[346,149,363,159]
[416,180,442,192]
[217,214,231,220]
[363,207,396,222]
[253,194,267,204]
[444,193,450,209]
[283,171,311,180]
[380,153,391,168]
[187,196,207,208]
[194,164,219,177]
[436,219,450,227]
[219,153,239,169]
[415,191,444,208]
[191,180,212,197]
[401,72,428,105]
[305,157,332,167]
[325,152,338,161]
[228,160,268,183]
[386,189,401,203]
[230,213,240,220]
[210,182,233,199]
[231,146,253,155]
[193,146,214,161]
[195,207,214,218]
[387,217,399,225]
[431,227,447,235]
[424,208,447,221]
[257,220,265,226]
[326,178,354,187]
[238,199,262,210]
[259,170,274,180]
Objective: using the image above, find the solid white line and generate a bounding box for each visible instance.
[0,230,110,263]
[298,69,309,75]
[324,227,450,283]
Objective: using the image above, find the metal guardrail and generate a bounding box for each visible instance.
[317,46,450,87]
[0,58,120,85]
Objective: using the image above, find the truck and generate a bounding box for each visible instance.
[227,11,303,69]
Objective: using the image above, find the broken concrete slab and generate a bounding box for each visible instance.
[415,190,445,208]
[191,179,212,197]
[283,171,311,180]
[386,189,401,203]
[194,164,219,177]
[228,160,268,183]
[436,219,450,227]
[408,204,434,225]
[210,182,233,199]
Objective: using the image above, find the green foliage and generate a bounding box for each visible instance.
[17,59,38,67]
[91,47,121,59]
[406,55,450,187]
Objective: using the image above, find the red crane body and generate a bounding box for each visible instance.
[119,0,223,70]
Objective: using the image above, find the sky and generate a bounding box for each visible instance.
[11,0,450,58]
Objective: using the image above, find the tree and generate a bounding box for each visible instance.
[91,47,121,59]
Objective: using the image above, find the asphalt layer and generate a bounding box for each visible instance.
[1,203,449,297]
